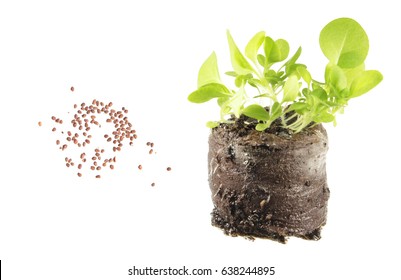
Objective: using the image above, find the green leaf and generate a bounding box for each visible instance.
[344,63,365,87]
[264,36,275,64]
[282,75,300,102]
[270,102,282,120]
[245,31,265,64]
[269,39,290,63]
[285,46,302,69]
[227,30,255,75]
[226,87,246,118]
[297,65,311,86]
[242,104,269,121]
[319,18,369,68]
[325,64,347,92]
[256,123,269,131]
[206,121,219,128]
[188,83,231,103]
[349,70,383,98]
[290,102,309,114]
[198,52,221,88]
[257,54,266,67]
[313,110,335,123]
[225,71,238,77]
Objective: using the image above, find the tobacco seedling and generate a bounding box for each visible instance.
[188,18,383,132]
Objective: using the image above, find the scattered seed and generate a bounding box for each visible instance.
[38,121,42,127]
[56,140,60,145]
[138,165,142,170]
[110,165,114,170]
[78,164,82,169]
[95,175,101,179]
[151,183,155,187]
[70,86,75,92]
[167,167,172,171]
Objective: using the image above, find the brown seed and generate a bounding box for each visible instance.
[70,86,74,92]
[70,162,75,167]
[91,166,95,170]
[92,156,97,161]
[150,143,154,148]
[167,167,172,171]
[102,162,107,167]
[59,120,63,124]
[56,140,60,145]
[146,142,151,146]
[66,163,70,167]
[85,139,90,144]
[96,166,101,171]
[67,131,72,136]
[66,137,71,141]
[78,164,82,169]
[77,173,82,177]
[101,149,105,153]
[74,104,77,109]
[51,116,56,121]
[149,149,153,154]
[110,165,114,170]
[38,121,42,127]
[151,183,155,187]
[138,165,142,170]
[95,175,101,179]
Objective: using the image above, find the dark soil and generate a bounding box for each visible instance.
[208,116,329,243]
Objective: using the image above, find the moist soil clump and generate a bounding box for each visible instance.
[208,116,329,243]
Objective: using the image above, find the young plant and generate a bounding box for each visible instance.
[188,18,383,132]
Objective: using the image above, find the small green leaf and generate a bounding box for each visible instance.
[257,54,266,67]
[313,110,335,123]
[188,83,230,103]
[344,63,365,87]
[198,52,221,88]
[269,39,290,63]
[285,46,302,69]
[319,18,369,68]
[270,102,282,120]
[349,70,383,98]
[290,102,309,114]
[256,123,269,131]
[245,31,265,64]
[242,104,269,121]
[225,87,246,118]
[325,64,347,92]
[297,65,312,86]
[225,71,238,77]
[206,121,219,128]
[264,36,275,64]
[227,30,255,75]
[282,75,300,102]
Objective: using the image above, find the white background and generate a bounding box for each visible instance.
[1,0,400,279]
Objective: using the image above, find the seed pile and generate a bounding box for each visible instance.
[43,94,172,185]
[49,99,137,178]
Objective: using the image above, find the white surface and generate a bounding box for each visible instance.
[1,0,400,279]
